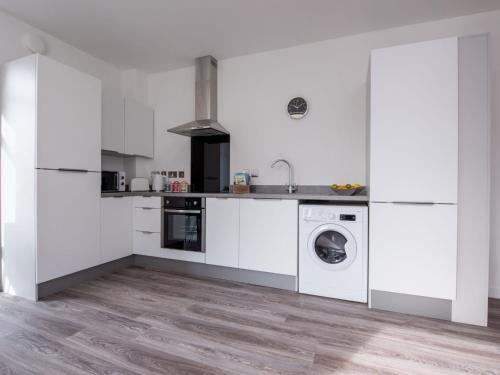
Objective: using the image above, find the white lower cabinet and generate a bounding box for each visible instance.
[206,198,240,267]
[36,169,101,283]
[101,197,133,263]
[239,199,298,276]
[133,231,162,254]
[369,202,458,300]
[134,207,161,232]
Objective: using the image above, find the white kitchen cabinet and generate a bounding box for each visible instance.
[134,207,161,233]
[124,98,154,158]
[101,196,133,263]
[239,199,298,276]
[370,38,458,204]
[133,231,162,254]
[206,198,239,268]
[36,169,101,283]
[369,202,457,300]
[36,54,101,171]
[134,196,161,209]
[102,93,125,154]
[2,54,103,299]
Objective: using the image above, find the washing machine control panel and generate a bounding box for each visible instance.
[303,208,336,221]
[303,207,359,222]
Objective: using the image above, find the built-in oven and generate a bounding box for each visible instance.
[162,197,205,252]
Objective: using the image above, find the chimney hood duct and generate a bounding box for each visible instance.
[167,55,229,137]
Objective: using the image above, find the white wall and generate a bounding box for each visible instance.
[0,10,122,101]
[146,9,500,297]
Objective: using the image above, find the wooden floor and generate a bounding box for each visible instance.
[0,267,499,375]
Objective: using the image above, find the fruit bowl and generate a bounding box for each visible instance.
[330,184,362,196]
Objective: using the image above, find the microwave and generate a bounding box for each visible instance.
[102,171,126,192]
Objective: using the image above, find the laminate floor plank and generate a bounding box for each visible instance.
[135,326,314,375]
[0,330,138,375]
[0,295,84,339]
[15,297,151,340]
[67,328,230,375]
[0,266,499,375]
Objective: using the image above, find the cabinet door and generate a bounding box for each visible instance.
[239,199,298,275]
[369,202,457,299]
[134,208,161,233]
[124,98,154,158]
[206,198,239,267]
[36,55,101,171]
[370,38,458,204]
[36,169,101,283]
[101,197,133,263]
[102,93,124,153]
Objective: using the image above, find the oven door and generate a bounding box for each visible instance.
[162,209,205,252]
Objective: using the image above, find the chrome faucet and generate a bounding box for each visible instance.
[271,159,297,194]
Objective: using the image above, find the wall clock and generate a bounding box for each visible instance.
[287,97,308,119]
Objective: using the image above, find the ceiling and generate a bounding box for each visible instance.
[1,0,500,72]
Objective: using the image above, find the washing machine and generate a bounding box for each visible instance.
[299,204,368,303]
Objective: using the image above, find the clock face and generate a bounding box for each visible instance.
[287,97,308,119]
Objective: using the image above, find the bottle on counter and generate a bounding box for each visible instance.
[180,180,189,193]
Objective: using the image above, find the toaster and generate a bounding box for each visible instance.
[130,177,150,191]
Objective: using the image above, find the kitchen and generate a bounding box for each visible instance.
[0,1,499,374]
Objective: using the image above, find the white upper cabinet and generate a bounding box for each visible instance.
[370,38,458,204]
[102,92,125,154]
[101,197,133,263]
[36,55,101,171]
[124,98,154,158]
[36,169,101,283]
[239,199,298,276]
[206,198,240,268]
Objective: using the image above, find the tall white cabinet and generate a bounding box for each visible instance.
[369,36,490,326]
[1,54,102,300]
[370,38,459,301]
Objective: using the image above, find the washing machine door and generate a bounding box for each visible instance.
[308,224,357,271]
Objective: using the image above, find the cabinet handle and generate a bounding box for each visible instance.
[392,201,435,205]
[138,230,154,234]
[113,196,124,198]
[141,207,154,210]
[164,209,201,214]
[57,168,89,173]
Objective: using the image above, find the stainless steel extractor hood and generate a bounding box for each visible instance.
[168,55,229,137]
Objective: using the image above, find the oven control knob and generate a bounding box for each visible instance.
[165,200,170,205]
[193,201,198,206]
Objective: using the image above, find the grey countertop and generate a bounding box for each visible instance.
[101,185,368,202]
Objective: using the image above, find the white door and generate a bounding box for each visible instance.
[206,198,239,268]
[370,38,458,204]
[101,197,133,263]
[369,202,457,300]
[36,169,101,283]
[36,55,101,171]
[102,93,124,153]
[239,199,298,275]
[124,98,154,158]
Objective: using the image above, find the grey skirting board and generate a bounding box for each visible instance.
[37,254,296,300]
[37,256,135,299]
[370,289,452,320]
[134,255,297,291]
